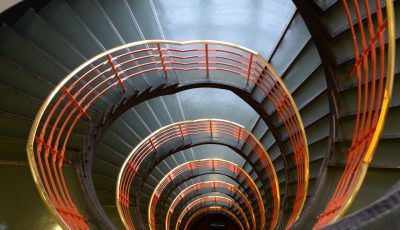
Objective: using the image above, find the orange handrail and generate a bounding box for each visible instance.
[27,40,307,229]
[313,0,395,228]
[146,158,263,230]
[147,159,262,230]
[115,119,278,230]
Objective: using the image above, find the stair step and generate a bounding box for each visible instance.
[93,156,120,180]
[40,0,145,100]
[0,112,37,140]
[321,0,390,38]
[13,10,118,113]
[39,0,103,57]
[99,129,135,158]
[13,9,85,70]
[255,41,323,116]
[0,137,27,161]
[0,25,66,84]
[0,56,53,99]
[97,142,126,164]
[96,0,145,42]
[330,3,400,65]
[337,107,400,141]
[366,139,400,166]
[283,43,322,93]
[335,40,400,98]
[66,0,123,49]
[67,0,156,90]
[0,84,42,119]
[92,170,117,190]
[293,67,327,107]
[269,12,311,77]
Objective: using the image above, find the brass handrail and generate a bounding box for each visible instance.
[26,40,308,229]
[313,0,395,228]
[143,158,264,230]
[115,119,276,230]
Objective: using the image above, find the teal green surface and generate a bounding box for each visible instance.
[0,165,57,230]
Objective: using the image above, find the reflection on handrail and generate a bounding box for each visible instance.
[175,196,248,230]
[27,40,307,229]
[166,181,256,230]
[184,206,244,230]
[313,0,395,228]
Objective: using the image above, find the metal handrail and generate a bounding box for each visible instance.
[116,119,277,229]
[183,206,244,230]
[166,181,256,230]
[26,40,308,229]
[313,0,395,228]
[145,158,263,230]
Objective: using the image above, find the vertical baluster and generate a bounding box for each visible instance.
[157,43,168,78]
[205,43,209,77]
[107,54,126,92]
[246,54,254,85]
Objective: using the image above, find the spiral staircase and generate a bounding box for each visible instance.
[0,0,398,229]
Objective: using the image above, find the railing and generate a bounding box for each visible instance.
[116,119,276,230]
[183,206,244,230]
[175,196,248,230]
[26,40,308,229]
[313,0,395,228]
[166,181,256,230]
[145,159,264,230]
[150,158,265,230]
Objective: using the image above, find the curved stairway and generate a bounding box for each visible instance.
[0,0,398,229]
